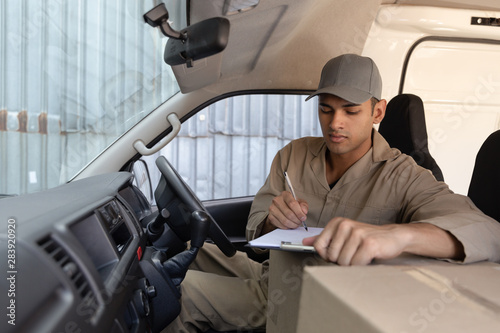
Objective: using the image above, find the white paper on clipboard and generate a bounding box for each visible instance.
[247,227,323,252]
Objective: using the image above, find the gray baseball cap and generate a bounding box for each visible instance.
[306,54,382,104]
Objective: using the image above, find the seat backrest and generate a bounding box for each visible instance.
[378,93,444,181]
[468,129,500,222]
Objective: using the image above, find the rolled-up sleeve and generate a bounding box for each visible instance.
[402,167,500,263]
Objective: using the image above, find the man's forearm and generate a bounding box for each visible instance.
[402,222,465,261]
[303,218,466,265]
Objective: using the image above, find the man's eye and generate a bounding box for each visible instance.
[320,107,332,113]
[346,110,361,115]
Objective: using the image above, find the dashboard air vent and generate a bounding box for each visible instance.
[38,235,99,316]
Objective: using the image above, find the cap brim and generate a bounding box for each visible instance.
[305,86,373,104]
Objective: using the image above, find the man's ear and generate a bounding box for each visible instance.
[373,99,387,124]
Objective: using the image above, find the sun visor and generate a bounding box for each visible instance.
[170,52,224,93]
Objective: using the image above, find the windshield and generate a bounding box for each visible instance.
[0,0,185,196]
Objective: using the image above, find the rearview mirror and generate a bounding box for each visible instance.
[164,17,230,68]
[144,3,230,68]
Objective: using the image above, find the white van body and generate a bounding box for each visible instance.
[364,5,500,195]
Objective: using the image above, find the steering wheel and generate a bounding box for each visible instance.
[155,155,236,257]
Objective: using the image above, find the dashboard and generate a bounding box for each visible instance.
[0,172,181,333]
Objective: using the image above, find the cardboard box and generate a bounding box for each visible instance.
[266,250,334,332]
[266,250,500,333]
[296,262,500,332]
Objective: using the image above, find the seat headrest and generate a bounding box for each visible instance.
[379,94,444,181]
[468,130,500,222]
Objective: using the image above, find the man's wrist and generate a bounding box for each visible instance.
[261,216,277,235]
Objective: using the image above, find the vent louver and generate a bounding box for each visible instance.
[38,235,99,317]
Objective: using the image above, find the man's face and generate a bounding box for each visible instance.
[318,94,385,159]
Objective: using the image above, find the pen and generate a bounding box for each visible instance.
[283,171,308,231]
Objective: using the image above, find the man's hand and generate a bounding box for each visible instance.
[262,191,308,234]
[302,217,465,266]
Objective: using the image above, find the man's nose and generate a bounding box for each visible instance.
[329,112,345,130]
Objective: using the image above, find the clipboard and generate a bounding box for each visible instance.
[247,227,323,253]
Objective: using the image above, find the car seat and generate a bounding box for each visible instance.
[467,129,500,222]
[378,93,444,181]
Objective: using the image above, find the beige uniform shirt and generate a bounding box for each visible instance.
[247,130,500,263]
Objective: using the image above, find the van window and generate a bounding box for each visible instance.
[0,0,186,196]
[402,40,500,194]
[154,94,321,201]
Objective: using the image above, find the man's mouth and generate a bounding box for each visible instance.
[329,133,347,143]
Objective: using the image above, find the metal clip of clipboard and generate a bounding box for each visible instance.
[280,241,316,253]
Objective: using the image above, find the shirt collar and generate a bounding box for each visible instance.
[308,129,400,189]
[308,129,399,162]
[372,128,400,162]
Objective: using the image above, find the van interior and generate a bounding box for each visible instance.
[1,1,499,332]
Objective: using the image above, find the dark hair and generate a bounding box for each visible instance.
[370,97,380,115]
